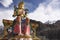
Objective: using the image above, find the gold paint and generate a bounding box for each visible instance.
[18,1,24,9]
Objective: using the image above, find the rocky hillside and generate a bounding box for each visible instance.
[30,19,60,40]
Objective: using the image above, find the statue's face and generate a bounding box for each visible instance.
[19,4,24,9]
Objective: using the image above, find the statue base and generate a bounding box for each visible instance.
[13,35,32,40]
[24,35,31,38]
[32,36,40,40]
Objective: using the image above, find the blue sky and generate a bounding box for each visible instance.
[0,0,46,12]
[0,0,60,26]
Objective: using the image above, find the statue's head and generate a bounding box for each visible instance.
[18,1,24,9]
[13,1,25,17]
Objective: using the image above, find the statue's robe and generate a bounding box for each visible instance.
[21,18,30,35]
[3,18,31,36]
[13,23,20,34]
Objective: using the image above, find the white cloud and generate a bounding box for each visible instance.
[0,9,14,26]
[0,0,13,7]
[28,0,60,23]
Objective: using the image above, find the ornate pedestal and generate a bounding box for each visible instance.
[12,35,32,40]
